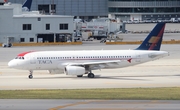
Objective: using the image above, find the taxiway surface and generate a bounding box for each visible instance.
[0,99,180,110]
[0,44,179,90]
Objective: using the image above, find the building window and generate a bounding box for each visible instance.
[38,5,49,14]
[20,38,25,42]
[46,24,50,30]
[59,24,68,30]
[37,17,41,21]
[30,38,34,42]
[22,24,31,30]
[50,4,56,14]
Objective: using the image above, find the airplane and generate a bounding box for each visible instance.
[8,22,168,79]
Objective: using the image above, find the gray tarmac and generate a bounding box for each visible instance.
[126,23,180,32]
[0,99,180,110]
[0,43,179,90]
[120,33,180,41]
[124,23,180,41]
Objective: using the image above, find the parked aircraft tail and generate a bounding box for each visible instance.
[136,22,166,51]
[22,0,32,11]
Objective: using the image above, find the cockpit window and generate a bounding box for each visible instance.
[14,56,25,60]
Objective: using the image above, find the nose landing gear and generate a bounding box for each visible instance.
[28,70,33,79]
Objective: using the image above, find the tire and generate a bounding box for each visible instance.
[28,75,33,79]
[88,73,94,78]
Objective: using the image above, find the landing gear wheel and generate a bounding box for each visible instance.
[28,75,33,79]
[77,75,83,77]
[28,70,33,79]
[88,73,94,78]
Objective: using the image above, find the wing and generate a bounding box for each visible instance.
[62,60,124,70]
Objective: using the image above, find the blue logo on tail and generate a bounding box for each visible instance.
[136,22,166,51]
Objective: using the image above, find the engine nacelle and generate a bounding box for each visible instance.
[64,66,85,75]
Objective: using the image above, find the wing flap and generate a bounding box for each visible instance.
[63,60,122,70]
[70,60,121,66]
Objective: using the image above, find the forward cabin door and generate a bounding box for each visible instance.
[135,52,141,62]
[30,54,36,64]
[29,54,37,70]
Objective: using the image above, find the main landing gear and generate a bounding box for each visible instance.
[88,73,94,78]
[76,71,95,78]
[28,70,33,79]
[87,70,95,78]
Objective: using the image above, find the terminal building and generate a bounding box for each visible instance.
[0,2,74,43]
[8,0,180,21]
[0,0,180,43]
[8,0,108,21]
[108,0,180,21]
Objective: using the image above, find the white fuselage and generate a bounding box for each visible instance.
[8,50,168,72]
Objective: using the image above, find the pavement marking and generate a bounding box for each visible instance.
[49,100,168,110]
[66,108,142,110]
[49,100,107,110]
[49,101,91,110]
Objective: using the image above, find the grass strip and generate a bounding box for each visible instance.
[0,87,180,100]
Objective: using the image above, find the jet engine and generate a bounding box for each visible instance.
[64,66,85,75]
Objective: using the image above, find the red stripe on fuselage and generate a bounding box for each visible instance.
[17,51,34,56]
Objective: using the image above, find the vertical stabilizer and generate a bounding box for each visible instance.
[22,0,32,11]
[136,22,166,51]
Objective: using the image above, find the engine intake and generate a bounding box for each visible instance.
[64,66,85,75]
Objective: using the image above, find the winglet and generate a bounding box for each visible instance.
[136,23,166,51]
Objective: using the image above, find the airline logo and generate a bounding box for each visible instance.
[148,35,161,50]
[148,36,160,43]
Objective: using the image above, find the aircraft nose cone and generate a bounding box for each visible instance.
[8,60,16,68]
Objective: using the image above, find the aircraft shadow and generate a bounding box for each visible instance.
[33,75,147,81]
[33,74,180,81]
